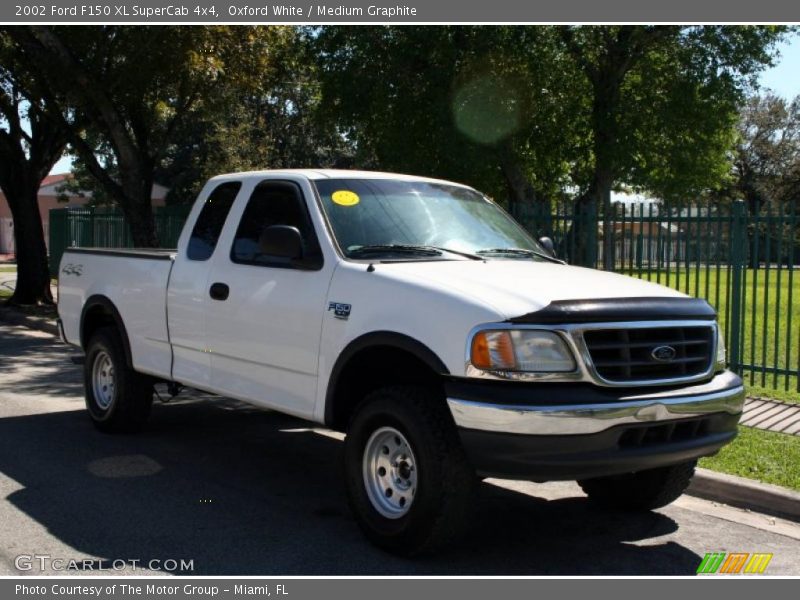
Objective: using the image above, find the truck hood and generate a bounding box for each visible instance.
[374,259,686,319]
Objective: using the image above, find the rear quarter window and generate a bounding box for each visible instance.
[186,181,241,261]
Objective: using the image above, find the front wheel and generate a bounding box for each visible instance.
[578,460,697,511]
[84,326,153,433]
[343,386,476,555]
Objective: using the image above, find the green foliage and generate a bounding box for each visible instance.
[735,92,800,208]
[158,28,352,204]
[315,26,583,206]
[35,26,292,198]
[315,25,788,214]
[14,26,352,207]
[560,26,789,202]
[4,25,793,227]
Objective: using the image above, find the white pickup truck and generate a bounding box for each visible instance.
[58,169,744,554]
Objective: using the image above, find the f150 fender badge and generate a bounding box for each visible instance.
[328,302,352,319]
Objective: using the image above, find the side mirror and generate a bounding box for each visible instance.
[259,225,304,260]
[538,236,556,257]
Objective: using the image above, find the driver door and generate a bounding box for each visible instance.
[203,179,335,419]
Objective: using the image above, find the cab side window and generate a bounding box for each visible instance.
[186,181,241,261]
[231,181,322,269]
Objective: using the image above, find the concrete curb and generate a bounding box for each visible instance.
[0,305,58,337]
[688,468,800,523]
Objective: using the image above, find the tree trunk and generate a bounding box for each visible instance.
[124,199,159,248]
[501,156,543,232]
[737,176,764,269]
[501,158,536,213]
[569,109,614,269]
[567,193,597,267]
[4,183,53,305]
[114,171,159,248]
[590,72,618,271]
[590,172,615,270]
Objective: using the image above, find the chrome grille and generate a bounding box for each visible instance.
[582,325,715,383]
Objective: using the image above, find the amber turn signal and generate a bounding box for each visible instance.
[470,331,517,371]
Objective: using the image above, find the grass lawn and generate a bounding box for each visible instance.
[699,426,800,491]
[0,266,16,272]
[629,267,800,402]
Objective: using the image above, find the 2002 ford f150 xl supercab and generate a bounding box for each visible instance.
[58,170,744,555]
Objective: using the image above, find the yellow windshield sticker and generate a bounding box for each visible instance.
[331,190,360,206]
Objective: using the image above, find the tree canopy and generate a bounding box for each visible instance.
[734,92,800,211]
[315,25,789,264]
[0,25,793,285]
[6,26,309,245]
[315,26,583,212]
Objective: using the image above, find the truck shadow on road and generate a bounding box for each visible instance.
[0,396,701,575]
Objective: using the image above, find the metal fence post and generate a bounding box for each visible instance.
[89,206,96,247]
[728,201,746,372]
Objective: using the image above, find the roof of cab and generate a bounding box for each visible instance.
[207,169,474,189]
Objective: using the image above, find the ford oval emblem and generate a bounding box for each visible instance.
[651,345,677,362]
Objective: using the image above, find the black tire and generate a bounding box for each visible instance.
[344,386,477,556]
[578,460,697,511]
[84,326,153,433]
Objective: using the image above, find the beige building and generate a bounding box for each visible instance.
[0,174,167,255]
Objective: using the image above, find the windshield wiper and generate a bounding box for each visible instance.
[348,244,443,258]
[348,244,483,260]
[476,247,561,263]
[428,246,483,260]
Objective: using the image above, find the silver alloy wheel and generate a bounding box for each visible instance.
[91,350,116,410]
[362,426,418,519]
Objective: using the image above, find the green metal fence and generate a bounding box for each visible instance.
[49,199,799,398]
[517,199,800,398]
[49,205,191,275]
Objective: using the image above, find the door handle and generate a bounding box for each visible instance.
[209,282,230,301]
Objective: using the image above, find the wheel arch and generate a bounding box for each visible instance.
[80,295,134,368]
[324,331,450,431]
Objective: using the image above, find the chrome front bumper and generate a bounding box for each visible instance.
[447,370,744,436]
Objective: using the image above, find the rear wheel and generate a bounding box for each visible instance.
[578,460,697,511]
[344,386,476,556]
[84,326,153,433]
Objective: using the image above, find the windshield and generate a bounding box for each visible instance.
[314,178,547,260]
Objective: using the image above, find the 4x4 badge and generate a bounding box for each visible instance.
[328,302,352,319]
[61,263,83,276]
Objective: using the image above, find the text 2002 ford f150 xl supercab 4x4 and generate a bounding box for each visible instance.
[57,170,744,555]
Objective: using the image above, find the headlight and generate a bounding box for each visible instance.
[470,330,576,373]
[716,329,727,370]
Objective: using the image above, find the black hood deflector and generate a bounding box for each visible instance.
[508,297,716,324]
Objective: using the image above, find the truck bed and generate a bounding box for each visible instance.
[58,248,176,380]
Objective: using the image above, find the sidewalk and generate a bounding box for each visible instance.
[742,398,800,436]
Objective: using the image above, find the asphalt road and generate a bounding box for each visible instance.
[0,322,798,576]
